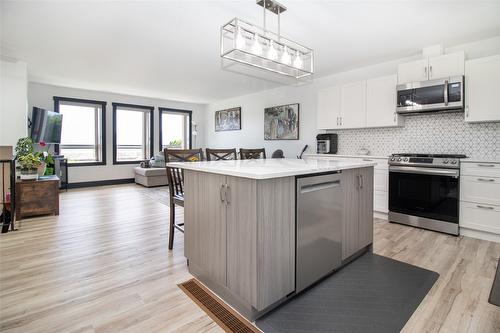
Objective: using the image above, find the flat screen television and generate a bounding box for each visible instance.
[30,107,63,144]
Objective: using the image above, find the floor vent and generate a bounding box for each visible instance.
[178,278,261,333]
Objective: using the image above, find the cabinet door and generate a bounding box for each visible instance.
[398,58,429,83]
[342,169,359,260]
[340,80,367,129]
[317,86,341,129]
[465,55,500,123]
[366,75,401,128]
[428,52,465,80]
[226,176,258,307]
[358,167,374,249]
[184,171,227,286]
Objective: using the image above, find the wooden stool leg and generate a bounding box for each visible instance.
[168,203,175,250]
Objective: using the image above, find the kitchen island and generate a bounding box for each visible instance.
[166,158,376,320]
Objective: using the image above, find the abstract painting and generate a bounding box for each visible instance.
[264,103,299,140]
[215,107,241,131]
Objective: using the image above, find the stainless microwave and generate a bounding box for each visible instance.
[396,76,464,114]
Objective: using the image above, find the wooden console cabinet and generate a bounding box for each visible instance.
[16,175,60,220]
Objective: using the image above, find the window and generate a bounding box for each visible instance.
[113,103,154,164]
[159,108,192,150]
[54,97,106,166]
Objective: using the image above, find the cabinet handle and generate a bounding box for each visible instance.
[466,106,469,118]
[477,164,495,167]
[477,178,495,182]
[340,117,343,126]
[336,117,339,126]
[220,184,226,203]
[393,112,396,122]
[429,65,433,78]
[360,174,364,189]
[424,66,427,78]
[476,205,494,210]
[226,185,231,204]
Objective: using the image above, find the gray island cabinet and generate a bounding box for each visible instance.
[167,158,375,320]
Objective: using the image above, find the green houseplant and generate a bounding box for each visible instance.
[17,154,42,180]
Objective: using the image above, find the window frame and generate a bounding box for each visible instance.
[53,96,107,167]
[112,102,155,165]
[159,107,193,151]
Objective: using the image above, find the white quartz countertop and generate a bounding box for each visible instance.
[461,158,500,164]
[166,158,377,180]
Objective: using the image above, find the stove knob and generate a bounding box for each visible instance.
[390,157,395,161]
[443,159,449,164]
[404,157,409,162]
[451,160,458,164]
[397,158,402,162]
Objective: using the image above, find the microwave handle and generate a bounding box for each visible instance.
[444,80,449,106]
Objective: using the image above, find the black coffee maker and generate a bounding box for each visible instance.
[316,134,338,154]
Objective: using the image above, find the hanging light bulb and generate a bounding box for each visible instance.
[268,40,278,61]
[281,46,291,65]
[251,33,262,56]
[293,50,303,69]
[235,27,245,50]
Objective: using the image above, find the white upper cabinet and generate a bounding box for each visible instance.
[397,58,429,84]
[465,55,500,123]
[340,80,367,129]
[428,52,465,79]
[366,74,403,128]
[317,86,341,129]
[397,51,465,83]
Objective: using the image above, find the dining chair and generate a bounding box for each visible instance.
[240,148,266,160]
[164,148,203,250]
[205,148,237,161]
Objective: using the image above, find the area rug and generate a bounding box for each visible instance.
[256,253,439,333]
[488,258,500,307]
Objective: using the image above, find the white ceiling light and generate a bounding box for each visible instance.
[220,0,314,79]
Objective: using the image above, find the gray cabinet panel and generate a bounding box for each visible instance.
[226,176,258,307]
[359,167,374,248]
[342,169,360,260]
[256,177,295,310]
[184,170,227,286]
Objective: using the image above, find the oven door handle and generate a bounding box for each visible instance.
[389,166,459,177]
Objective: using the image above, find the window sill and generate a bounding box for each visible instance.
[68,161,107,167]
[113,160,146,165]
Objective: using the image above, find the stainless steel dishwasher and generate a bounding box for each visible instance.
[296,171,343,292]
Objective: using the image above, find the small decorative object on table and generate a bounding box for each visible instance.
[264,103,299,140]
[15,138,55,180]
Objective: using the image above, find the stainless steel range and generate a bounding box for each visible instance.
[388,153,466,235]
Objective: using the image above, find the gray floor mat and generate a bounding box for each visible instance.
[488,258,500,307]
[256,253,439,333]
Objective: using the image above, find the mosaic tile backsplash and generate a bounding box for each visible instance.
[327,113,499,160]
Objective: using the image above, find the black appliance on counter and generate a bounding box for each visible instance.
[316,134,338,154]
[388,153,466,236]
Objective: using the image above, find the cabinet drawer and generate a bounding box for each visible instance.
[460,175,500,206]
[460,201,500,234]
[461,162,500,177]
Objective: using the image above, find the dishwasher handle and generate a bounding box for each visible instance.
[300,180,341,194]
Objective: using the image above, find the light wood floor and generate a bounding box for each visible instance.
[0,184,499,333]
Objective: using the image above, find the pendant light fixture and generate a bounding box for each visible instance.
[220,0,314,79]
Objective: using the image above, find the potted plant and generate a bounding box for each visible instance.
[34,141,55,176]
[18,154,42,180]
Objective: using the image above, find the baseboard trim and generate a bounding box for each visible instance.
[68,178,135,189]
[460,227,500,244]
[374,211,388,220]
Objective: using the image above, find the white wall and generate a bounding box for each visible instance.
[205,36,500,158]
[28,82,207,183]
[1,58,28,147]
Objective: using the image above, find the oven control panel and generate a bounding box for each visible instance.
[389,155,462,168]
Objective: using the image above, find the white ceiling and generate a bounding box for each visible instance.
[2,0,500,104]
